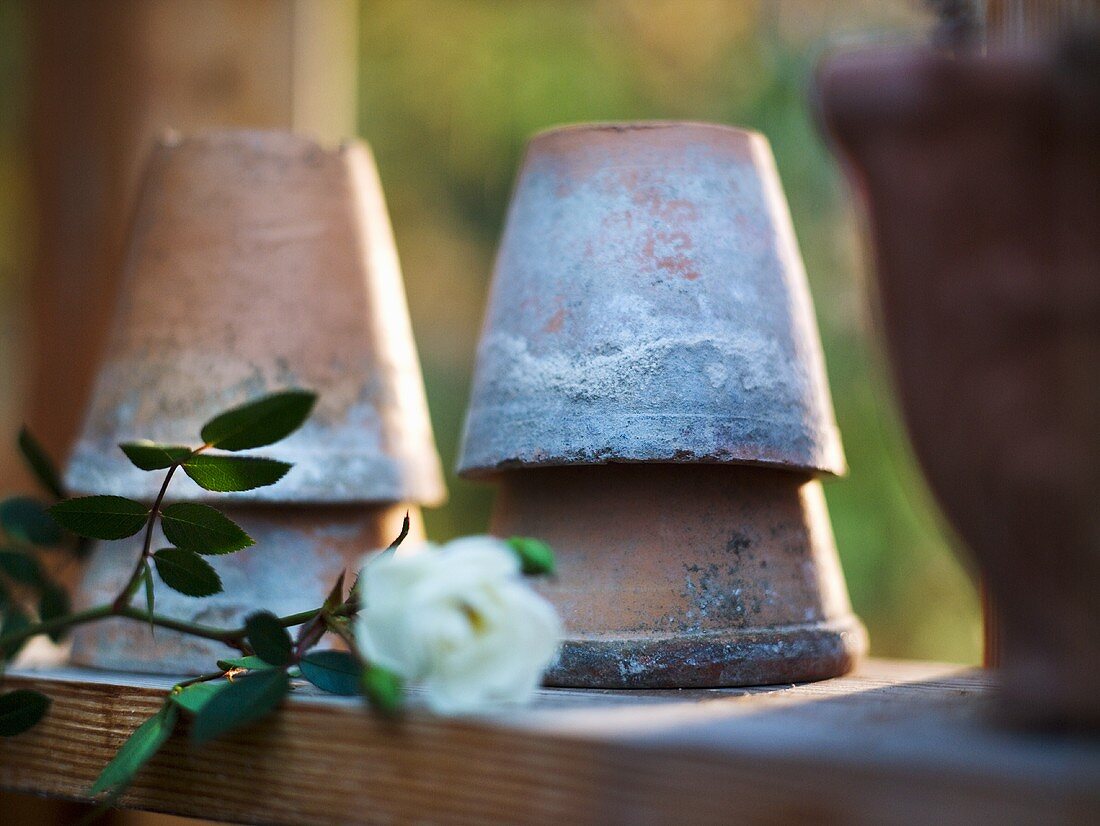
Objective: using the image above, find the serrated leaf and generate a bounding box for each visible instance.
[181,454,292,493]
[89,702,178,796]
[152,548,222,597]
[506,536,557,575]
[18,427,64,500]
[0,497,63,546]
[0,689,50,736]
[0,549,44,587]
[361,664,403,715]
[119,441,193,471]
[48,496,149,540]
[215,655,274,672]
[300,651,360,696]
[190,668,289,745]
[38,584,70,643]
[1,607,32,660]
[245,611,293,666]
[160,503,253,555]
[200,390,317,452]
[170,680,229,715]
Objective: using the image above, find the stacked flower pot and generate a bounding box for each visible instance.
[458,122,866,687]
[65,130,445,673]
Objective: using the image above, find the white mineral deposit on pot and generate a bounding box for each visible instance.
[458,121,844,478]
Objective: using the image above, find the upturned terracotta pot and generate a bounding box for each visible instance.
[66,130,445,673]
[818,44,1100,728]
[459,122,866,688]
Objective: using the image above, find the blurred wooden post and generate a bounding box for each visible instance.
[25,0,358,466]
[981,0,1100,47]
[7,2,357,820]
[965,0,1099,670]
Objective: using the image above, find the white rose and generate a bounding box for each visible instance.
[354,536,562,714]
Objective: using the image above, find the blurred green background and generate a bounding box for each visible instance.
[0,1,980,663]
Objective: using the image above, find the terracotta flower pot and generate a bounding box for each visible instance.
[66,130,445,673]
[817,44,1100,728]
[459,122,866,688]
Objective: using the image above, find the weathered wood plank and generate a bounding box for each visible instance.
[0,660,1097,824]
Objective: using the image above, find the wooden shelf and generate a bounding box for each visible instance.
[1,659,1097,824]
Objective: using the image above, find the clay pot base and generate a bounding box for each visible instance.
[490,464,866,688]
[546,617,865,688]
[70,503,420,674]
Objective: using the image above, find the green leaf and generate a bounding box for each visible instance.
[0,550,44,587]
[0,689,50,736]
[119,441,193,471]
[170,680,229,715]
[245,611,293,667]
[181,454,292,493]
[160,503,253,555]
[89,702,178,796]
[49,496,149,540]
[190,668,289,745]
[200,390,316,452]
[152,548,222,597]
[0,497,63,546]
[18,427,65,500]
[142,563,155,636]
[300,651,360,696]
[506,537,557,575]
[38,584,70,643]
[215,655,274,672]
[361,664,403,715]
[1,607,31,660]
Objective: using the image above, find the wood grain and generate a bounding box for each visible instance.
[1,660,1098,824]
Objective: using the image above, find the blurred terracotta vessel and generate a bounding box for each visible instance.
[66,130,445,673]
[818,43,1100,728]
[459,122,866,688]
